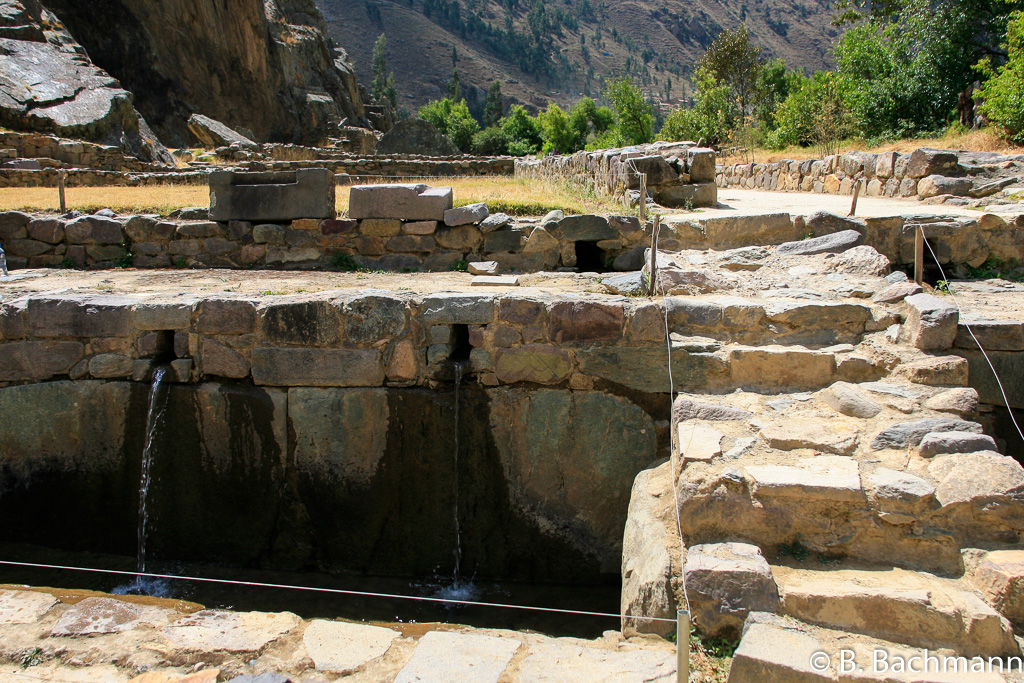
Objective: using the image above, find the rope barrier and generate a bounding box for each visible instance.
[0,560,676,624]
[919,226,1024,442]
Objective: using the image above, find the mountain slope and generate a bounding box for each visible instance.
[318,0,842,116]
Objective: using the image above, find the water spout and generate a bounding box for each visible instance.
[0,245,7,277]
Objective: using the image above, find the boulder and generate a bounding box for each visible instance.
[555,215,617,241]
[479,212,511,233]
[805,211,864,236]
[819,382,881,418]
[188,114,259,150]
[918,175,973,199]
[686,147,717,183]
[376,119,459,156]
[684,542,780,639]
[627,155,678,187]
[906,149,959,178]
[444,202,489,227]
[871,418,982,450]
[918,431,998,457]
[873,282,922,304]
[652,182,718,208]
[903,293,958,351]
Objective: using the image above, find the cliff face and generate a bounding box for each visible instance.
[0,0,173,164]
[43,0,368,146]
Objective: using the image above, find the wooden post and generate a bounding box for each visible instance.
[639,173,647,223]
[914,224,924,285]
[677,609,690,683]
[848,179,861,217]
[58,170,66,213]
[647,215,661,297]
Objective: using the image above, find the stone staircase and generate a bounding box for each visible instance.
[621,294,1024,680]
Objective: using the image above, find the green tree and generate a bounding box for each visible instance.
[417,98,480,152]
[698,25,765,117]
[658,69,733,145]
[500,104,542,155]
[447,69,464,102]
[978,11,1024,142]
[604,77,654,145]
[834,0,1024,137]
[371,33,398,110]
[765,71,850,154]
[538,102,576,152]
[484,81,504,127]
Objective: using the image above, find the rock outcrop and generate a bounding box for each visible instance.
[0,0,173,164]
[43,0,368,146]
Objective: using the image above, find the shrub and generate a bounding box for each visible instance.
[472,126,509,155]
[978,12,1024,143]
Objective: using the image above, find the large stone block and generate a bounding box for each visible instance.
[420,293,494,324]
[698,213,798,249]
[685,542,780,639]
[652,182,718,208]
[444,202,489,226]
[548,300,624,342]
[195,299,256,335]
[903,293,958,351]
[494,344,571,384]
[972,550,1024,623]
[555,215,617,242]
[210,169,336,222]
[686,147,717,183]
[0,341,84,381]
[906,148,959,178]
[776,229,863,256]
[729,348,835,390]
[252,348,384,386]
[349,184,453,221]
[260,296,343,346]
[27,295,135,338]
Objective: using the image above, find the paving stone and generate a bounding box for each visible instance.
[871,418,982,450]
[728,617,832,682]
[746,457,863,502]
[161,610,301,653]
[0,589,57,624]
[468,261,499,276]
[819,382,882,418]
[930,452,1024,506]
[51,597,150,636]
[302,619,399,673]
[873,282,923,304]
[394,630,520,683]
[517,641,675,682]
[226,674,291,683]
[470,275,520,287]
[760,419,859,455]
[677,423,724,462]
[685,543,780,639]
[777,229,863,256]
[918,431,998,457]
[673,396,752,422]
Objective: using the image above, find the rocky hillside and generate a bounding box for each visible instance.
[0,0,173,164]
[36,0,369,147]
[317,0,841,115]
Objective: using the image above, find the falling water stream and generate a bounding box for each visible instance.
[114,365,172,597]
[433,360,477,601]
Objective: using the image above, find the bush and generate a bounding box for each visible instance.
[658,71,733,145]
[978,12,1024,143]
[501,105,543,155]
[417,98,480,152]
[472,126,509,155]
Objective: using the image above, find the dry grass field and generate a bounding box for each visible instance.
[0,176,631,218]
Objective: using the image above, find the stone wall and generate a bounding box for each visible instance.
[516,142,718,209]
[0,131,157,172]
[3,206,1022,272]
[716,148,1023,202]
[0,155,514,188]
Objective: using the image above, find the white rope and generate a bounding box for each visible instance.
[0,560,676,624]
[919,226,1024,442]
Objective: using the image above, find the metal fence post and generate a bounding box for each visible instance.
[677,609,690,682]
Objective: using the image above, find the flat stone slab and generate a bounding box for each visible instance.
[51,597,161,636]
[677,422,723,462]
[394,630,521,683]
[746,457,863,502]
[871,418,982,450]
[470,275,519,287]
[0,589,57,624]
[729,619,831,682]
[349,184,454,221]
[517,642,675,682]
[760,419,858,455]
[303,619,400,673]
[161,610,301,653]
[776,229,864,256]
[467,261,499,276]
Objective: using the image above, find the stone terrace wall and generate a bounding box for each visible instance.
[0,155,514,189]
[0,131,155,172]
[0,291,901,394]
[2,208,1022,272]
[716,148,1024,202]
[517,142,718,209]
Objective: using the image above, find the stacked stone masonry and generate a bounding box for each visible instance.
[716,147,1024,202]
[516,142,719,209]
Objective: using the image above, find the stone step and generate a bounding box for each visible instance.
[729,612,1008,682]
[773,565,1019,658]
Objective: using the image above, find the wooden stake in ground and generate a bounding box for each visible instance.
[647,215,661,297]
[639,173,647,223]
[914,224,925,285]
[848,179,861,217]
[58,170,66,213]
